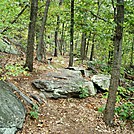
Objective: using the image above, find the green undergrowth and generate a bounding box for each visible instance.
[0,63,30,80]
[98,86,134,122]
[29,104,39,119]
[115,102,134,121]
[78,83,89,98]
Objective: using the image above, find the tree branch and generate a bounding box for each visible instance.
[1,4,29,34]
[89,10,107,22]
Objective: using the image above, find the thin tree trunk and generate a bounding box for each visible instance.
[36,0,50,62]
[85,33,91,57]
[63,24,68,55]
[108,0,116,65]
[69,0,74,67]
[54,16,59,57]
[103,0,124,126]
[54,0,63,57]
[90,34,95,61]
[25,0,38,71]
[80,33,86,61]
[130,36,134,67]
[74,33,79,50]
[60,22,65,55]
[89,0,101,61]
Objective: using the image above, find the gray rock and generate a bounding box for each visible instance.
[32,69,97,99]
[8,82,34,106]
[47,69,84,81]
[84,81,97,96]
[0,81,26,134]
[65,67,91,77]
[0,39,19,54]
[91,74,111,91]
[65,67,85,76]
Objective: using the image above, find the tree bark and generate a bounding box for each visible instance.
[54,15,59,57]
[103,0,124,126]
[108,0,116,65]
[24,0,38,71]
[85,32,91,57]
[80,33,86,61]
[130,36,134,67]
[36,0,50,62]
[90,34,95,61]
[59,22,65,55]
[69,0,74,67]
[89,0,101,61]
[54,0,63,57]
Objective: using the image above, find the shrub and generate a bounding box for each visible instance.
[115,102,134,121]
[0,63,30,80]
[79,85,89,98]
[30,104,39,119]
[5,63,29,76]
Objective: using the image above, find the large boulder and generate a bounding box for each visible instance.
[32,69,96,99]
[91,74,111,91]
[0,81,26,134]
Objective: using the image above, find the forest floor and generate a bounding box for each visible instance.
[1,52,134,134]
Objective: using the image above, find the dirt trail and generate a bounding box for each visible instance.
[0,53,133,134]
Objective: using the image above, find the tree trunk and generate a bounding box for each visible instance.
[89,0,101,61]
[69,0,74,67]
[103,0,124,126]
[54,0,63,57]
[24,0,38,72]
[130,36,134,67]
[36,0,50,62]
[80,33,86,61]
[108,0,116,65]
[89,34,95,61]
[85,32,91,57]
[54,16,59,57]
[59,22,65,55]
[74,33,79,50]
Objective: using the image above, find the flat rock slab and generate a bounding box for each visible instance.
[0,81,26,134]
[32,69,96,99]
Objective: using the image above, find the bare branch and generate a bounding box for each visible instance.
[89,10,107,22]
[1,4,29,34]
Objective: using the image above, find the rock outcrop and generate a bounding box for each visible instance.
[0,81,26,134]
[32,69,96,99]
[0,39,19,54]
